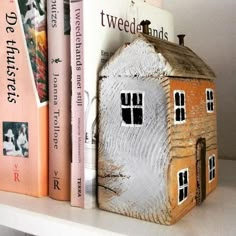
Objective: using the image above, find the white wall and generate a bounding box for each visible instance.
[163,0,236,160]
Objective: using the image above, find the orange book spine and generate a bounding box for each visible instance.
[47,0,71,200]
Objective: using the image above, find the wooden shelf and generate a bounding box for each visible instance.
[0,159,235,236]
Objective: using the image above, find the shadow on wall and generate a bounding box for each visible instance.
[163,0,236,160]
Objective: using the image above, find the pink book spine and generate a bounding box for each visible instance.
[70,0,85,207]
[48,1,71,200]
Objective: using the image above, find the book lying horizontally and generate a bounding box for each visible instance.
[70,0,174,208]
[0,0,48,197]
[47,0,71,201]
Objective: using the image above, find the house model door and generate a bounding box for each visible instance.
[196,138,206,205]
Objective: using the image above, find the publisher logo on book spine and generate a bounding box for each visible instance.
[53,171,61,190]
[13,164,20,182]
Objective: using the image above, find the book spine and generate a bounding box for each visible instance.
[48,0,71,200]
[70,0,85,207]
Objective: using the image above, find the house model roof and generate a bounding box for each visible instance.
[100,33,215,80]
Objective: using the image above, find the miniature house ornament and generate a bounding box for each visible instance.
[98,22,218,225]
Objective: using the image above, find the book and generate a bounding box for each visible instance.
[70,0,174,208]
[0,0,48,197]
[47,0,71,200]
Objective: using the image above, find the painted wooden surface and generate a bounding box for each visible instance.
[142,34,215,79]
[100,34,215,80]
[167,78,217,222]
[98,34,217,225]
[98,76,171,224]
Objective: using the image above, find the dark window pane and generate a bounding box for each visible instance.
[210,171,213,180]
[176,108,181,121]
[122,108,132,124]
[213,169,215,178]
[207,103,211,111]
[184,171,188,184]
[184,187,188,198]
[210,91,214,100]
[210,102,214,111]
[181,93,185,106]
[179,172,183,186]
[133,93,142,106]
[179,189,184,202]
[209,159,212,169]
[133,108,143,125]
[207,91,210,100]
[139,93,143,105]
[181,108,185,121]
[175,93,180,106]
[121,93,131,106]
[133,93,138,105]
[212,157,215,167]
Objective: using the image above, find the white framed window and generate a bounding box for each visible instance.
[121,91,144,127]
[206,88,214,113]
[178,168,189,204]
[208,155,216,182]
[174,90,186,124]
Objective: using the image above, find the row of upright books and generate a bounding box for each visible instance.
[0,0,174,208]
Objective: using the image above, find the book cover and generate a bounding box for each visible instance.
[0,0,48,197]
[70,0,174,208]
[47,0,71,200]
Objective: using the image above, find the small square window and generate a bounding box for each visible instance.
[121,91,144,127]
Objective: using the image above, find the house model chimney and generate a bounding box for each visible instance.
[140,20,151,35]
[177,34,186,46]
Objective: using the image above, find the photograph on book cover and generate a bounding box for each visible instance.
[18,0,48,103]
[3,122,29,158]
[64,0,70,35]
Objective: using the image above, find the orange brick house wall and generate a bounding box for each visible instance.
[166,78,218,223]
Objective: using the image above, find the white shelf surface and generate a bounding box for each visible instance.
[0,159,235,236]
